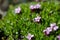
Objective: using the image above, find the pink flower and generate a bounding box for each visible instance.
[57,35,60,40]
[30,4,41,13]
[43,27,52,35]
[43,23,59,36]
[26,33,34,40]
[53,26,59,31]
[33,16,41,23]
[46,27,52,32]
[50,23,56,28]
[34,5,37,9]
[35,4,41,9]
[30,5,34,9]
[50,23,59,31]
[30,4,41,9]
[14,7,21,13]
[43,30,50,35]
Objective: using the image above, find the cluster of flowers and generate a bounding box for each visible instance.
[14,4,60,40]
[26,31,60,40]
[14,3,41,14]
[30,4,41,9]
[14,5,42,23]
[43,23,59,36]
[14,3,55,15]
[30,4,41,13]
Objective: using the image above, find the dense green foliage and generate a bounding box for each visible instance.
[0,1,60,40]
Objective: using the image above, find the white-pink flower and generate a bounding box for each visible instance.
[14,7,21,13]
[35,4,41,9]
[53,26,59,31]
[46,27,52,32]
[43,27,52,35]
[30,5,34,9]
[50,23,59,31]
[34,5,37,9]
[33,16,41,22]
[43,29,50,35]
[30,4,41,9]
[26,33,34,40]
[43,23,59,36]
[57,35,60,40]
[50,23,56,28]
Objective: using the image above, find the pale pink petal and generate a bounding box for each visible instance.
[36,4,41,9]
[53,26,58,31]
[50,23,56,27]
[30,5,34,9]
[46,27,52,32]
